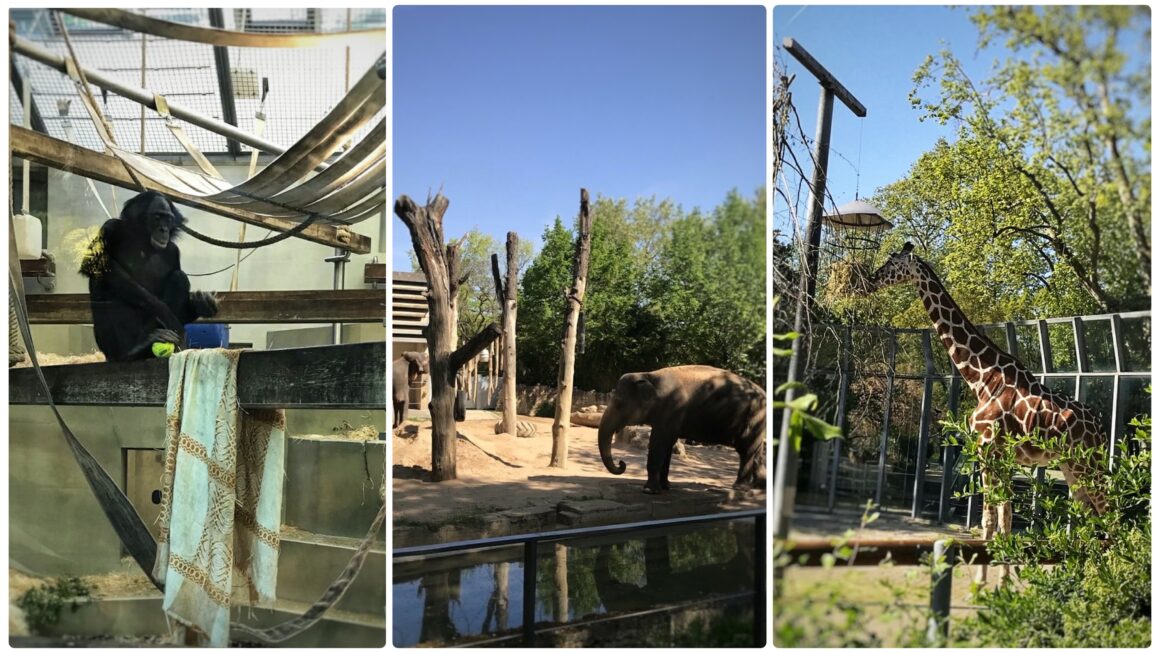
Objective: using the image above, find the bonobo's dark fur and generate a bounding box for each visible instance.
[80,191,219,361]
[597,365,766,494]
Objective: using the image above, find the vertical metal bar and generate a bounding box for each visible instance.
[1073,316,1088,374]
[9,61,47,134]
[754,512,767,647]
[828,325,853,511]
[1030,465,1047,530]
[912,331,935,518]
[927,539,954,645]
[207,8,241,158]
[875,331,896,508]
[939,371,963,524]
[772,85,835,555]
[1108,315,1126,471]
[1004,321,1018,357]
[522,540,538,645]
[1038,319,1054,374]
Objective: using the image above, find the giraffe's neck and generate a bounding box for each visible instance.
[909,261,1011,394]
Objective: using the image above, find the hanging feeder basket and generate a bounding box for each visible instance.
[821,200,892,297]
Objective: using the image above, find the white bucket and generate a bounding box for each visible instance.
[13,212,43,260]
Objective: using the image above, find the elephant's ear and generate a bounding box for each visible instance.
[632,376,658,404]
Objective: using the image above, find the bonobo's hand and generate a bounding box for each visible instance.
[191,291,220,318]
[148,328,182,345]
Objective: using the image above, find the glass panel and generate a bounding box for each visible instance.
[880,380,924,511]
[1080,318,1116,372]
[1046,322,1077,372]
[851,328,891,376]
[1078,375,1114,436]
[1118,377,1152,455]
[1014,323,1044,373]
[393,521,758,646]
[979,325,1010,354]
[1043,375,1077,399]
[894,331,927,376]
[1118,316,1151,373]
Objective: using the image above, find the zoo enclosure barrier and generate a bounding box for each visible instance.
[393,509,767,647]
[802,310,1150,525]
[785,536,1058,645]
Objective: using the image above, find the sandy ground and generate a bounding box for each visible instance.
[393,412,764,541]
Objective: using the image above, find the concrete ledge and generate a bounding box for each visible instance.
[277,535,385,615]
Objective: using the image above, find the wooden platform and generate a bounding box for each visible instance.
[24,290,384,324]
[9,342,384,409]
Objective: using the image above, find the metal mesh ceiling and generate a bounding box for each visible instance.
[10,8,385,156]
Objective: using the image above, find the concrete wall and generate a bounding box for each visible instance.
[28,164,386,355]
[10,405,385,576]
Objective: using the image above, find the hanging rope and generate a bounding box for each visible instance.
[179,210,325,249]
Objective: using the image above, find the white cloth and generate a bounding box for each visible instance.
[152,348,285,646]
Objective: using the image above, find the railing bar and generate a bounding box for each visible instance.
[394,509,766,558]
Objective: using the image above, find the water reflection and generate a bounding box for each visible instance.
[393,520,756,646]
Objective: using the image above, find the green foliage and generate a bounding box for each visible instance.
[18,576,93,634]
[940,399,1152,647]
[674,614,755,647]
[533,399,557,418]
[409,228,534,346]
[518,190,765,390]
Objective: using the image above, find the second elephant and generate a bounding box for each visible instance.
[392,351,427,429]
[598,365,765,494]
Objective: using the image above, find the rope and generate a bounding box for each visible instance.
[179,211,325,249]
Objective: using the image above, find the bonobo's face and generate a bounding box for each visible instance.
[145,197,176,250]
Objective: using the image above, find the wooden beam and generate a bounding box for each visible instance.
[363,262,386,283]
[9,342,385,409]
[782,38,867,117]
[24,290,385,324]
[10,126,372,254]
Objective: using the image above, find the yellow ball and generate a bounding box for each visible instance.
[152,342,176,358]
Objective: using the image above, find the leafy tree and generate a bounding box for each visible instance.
[901,6,1150,317]
[408,229,533,345]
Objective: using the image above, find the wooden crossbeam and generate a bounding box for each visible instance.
[25,290,384,324]
[9,342,385,409]
[10,126,373,254]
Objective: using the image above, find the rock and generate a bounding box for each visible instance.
[625,426,687,459]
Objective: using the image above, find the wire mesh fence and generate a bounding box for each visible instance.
[10,8,385,156]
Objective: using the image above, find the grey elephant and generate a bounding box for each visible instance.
[393,351,427,429]
[598,365,766,494]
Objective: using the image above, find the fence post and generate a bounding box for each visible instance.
[927,538,954,645]
[523,540,538,645]
[755,511,767,646]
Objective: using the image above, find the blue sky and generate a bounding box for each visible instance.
[392,5,765,270]
[772,5,1000,233]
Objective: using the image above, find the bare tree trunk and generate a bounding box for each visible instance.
[492,232,520,434]
[550,189,594,468]
[396,194,501,481]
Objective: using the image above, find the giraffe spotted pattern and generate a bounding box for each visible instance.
[857,242,1109,578]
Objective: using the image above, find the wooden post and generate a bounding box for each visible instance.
[396,194,501,481]
[550,189,594,468]
[492,232,520,434]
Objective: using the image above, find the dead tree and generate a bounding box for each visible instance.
[491,232,519,434]
[396,194,501,481]
[550,189,594,468]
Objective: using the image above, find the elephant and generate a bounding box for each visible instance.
[393,351,427,429]
[598,365,765,494]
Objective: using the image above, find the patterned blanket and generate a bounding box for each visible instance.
[152,348,285,646]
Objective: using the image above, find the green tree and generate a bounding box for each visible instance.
[901,6,1150,317]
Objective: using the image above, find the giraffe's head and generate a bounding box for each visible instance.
[864,242,920,292]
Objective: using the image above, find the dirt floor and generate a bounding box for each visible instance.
[392,412,764,546]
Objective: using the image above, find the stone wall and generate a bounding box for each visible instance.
[514,384,614,416]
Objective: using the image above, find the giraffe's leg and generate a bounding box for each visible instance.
[997,500,1013,581]
[1060,462,1108,515]
[974,424,998,585]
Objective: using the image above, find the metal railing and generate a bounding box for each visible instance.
[393,509,767,647]
[806,311,1151,523]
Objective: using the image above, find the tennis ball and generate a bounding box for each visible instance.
[152,342,176,358]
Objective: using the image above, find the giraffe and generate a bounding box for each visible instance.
[854,242,1108,581]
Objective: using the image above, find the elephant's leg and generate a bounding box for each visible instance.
[643,427,671,494]
[659,442,675,490]
[733,418,765,489]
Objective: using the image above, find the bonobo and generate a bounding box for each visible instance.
[80,191,220,361]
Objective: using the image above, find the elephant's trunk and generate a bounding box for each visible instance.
[597,408,627,475]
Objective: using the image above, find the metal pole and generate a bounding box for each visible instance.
[522,540,539,645]
[939,371,962,523]
[927,539,954,645]
[773,38,865,600]
[875,331,897,507]
[912,330,935,518]
[13,35,289,157]
[828,325,853,511]
[754,512,767,647]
